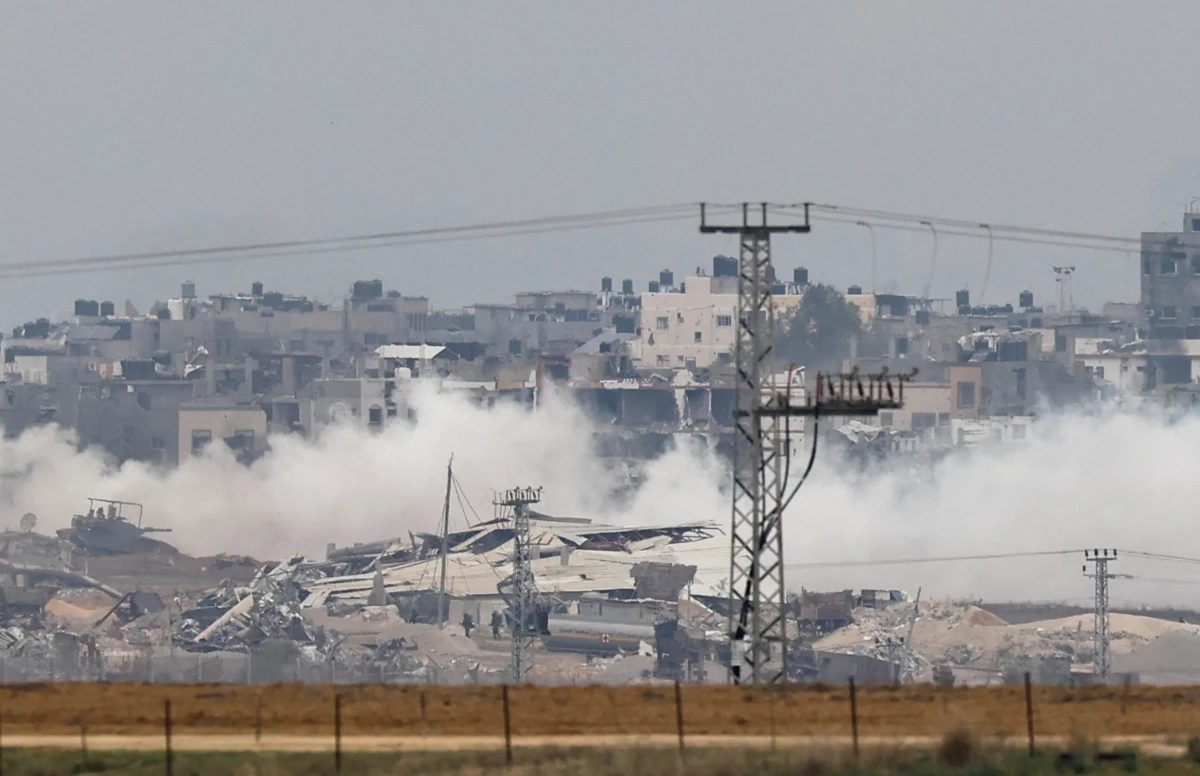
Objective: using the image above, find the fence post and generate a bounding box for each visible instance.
[255,695,263,744]
[79,714,87,760]
[848,677,859,759]
[1121,674,1131,715]
[1024,672,1035,756]
[673,680,685,755]
[334,694,343,775]
[420,690,428,737]
[769,685,778,752]
[502,685,513,766]
[164,699,173,776]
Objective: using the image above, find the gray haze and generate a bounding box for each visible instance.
[3,2,1200,320]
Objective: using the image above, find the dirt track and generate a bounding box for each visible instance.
[1,683,1198,739]
[0,734,1187,756]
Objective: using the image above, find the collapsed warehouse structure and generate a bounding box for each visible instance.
[0,493,1164,687]
[0,500,737,683]
[309,514,724,612]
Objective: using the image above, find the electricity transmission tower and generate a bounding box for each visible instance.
[1083,548,1127,680]
[700,203,911,685]
[496,486,543,683]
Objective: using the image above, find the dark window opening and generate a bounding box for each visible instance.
[1158,356,1191,385]
[190,429,212,454]
[957,381,977,409]
[225,429,255,450]
[1162,257,1178,275]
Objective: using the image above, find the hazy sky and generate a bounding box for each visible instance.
[4,2,1200,323]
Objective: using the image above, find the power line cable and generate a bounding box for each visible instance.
[773,203,1193,261]
[4,200,1191,282]
[782,547,1200,573]
[1118,550,1200,566]
[0,204,716,280]
[784,548,1086,571]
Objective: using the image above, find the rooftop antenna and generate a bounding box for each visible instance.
[1054,266,1076,314]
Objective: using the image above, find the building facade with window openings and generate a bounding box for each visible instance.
[1140,211,1200,341]
[631,272,811,370]
[632,269,878,369]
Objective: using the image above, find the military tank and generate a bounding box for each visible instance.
[56,499,173,557]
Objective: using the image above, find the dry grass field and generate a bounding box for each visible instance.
[0,682,1196,741]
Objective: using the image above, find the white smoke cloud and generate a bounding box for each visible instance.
[790,406,1200,607]
[0,383,724,561]
[0,387,1195,608]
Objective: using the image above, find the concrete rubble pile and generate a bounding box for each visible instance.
[810,598,1189,686]
[178,556,328,654]
[0,508,734,684]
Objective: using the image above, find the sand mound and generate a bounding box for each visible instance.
[965,607,1006,627]
[44,599,105,620]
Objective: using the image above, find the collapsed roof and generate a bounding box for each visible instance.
[304,515,725,608]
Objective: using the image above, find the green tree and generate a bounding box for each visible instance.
[776,284,864,370]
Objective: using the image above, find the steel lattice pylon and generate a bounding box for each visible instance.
[702,204,809,684]
[700,203,913,686]
[495,487,543,683]
[1084,549,1121,680]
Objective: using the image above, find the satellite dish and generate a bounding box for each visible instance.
[19,513,36,533]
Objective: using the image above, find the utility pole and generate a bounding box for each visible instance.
[437,455,454,629]
[1083,549,1128,680]
[496,486,542,683]
[897,587,921,684]
[700,203,912,685]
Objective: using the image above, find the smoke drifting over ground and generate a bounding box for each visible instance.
[0,389,1193,607]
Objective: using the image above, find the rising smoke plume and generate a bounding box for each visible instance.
[0,386,1194,607]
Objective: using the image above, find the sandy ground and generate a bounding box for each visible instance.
[0,733,1188,757]
[7,683,1200,740]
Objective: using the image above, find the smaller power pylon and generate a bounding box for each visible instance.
[1083,549,1128,680]
[495,486,543,683]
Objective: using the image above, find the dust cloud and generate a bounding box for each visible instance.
[0,388,1192,607]
[794,407,1200,607]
